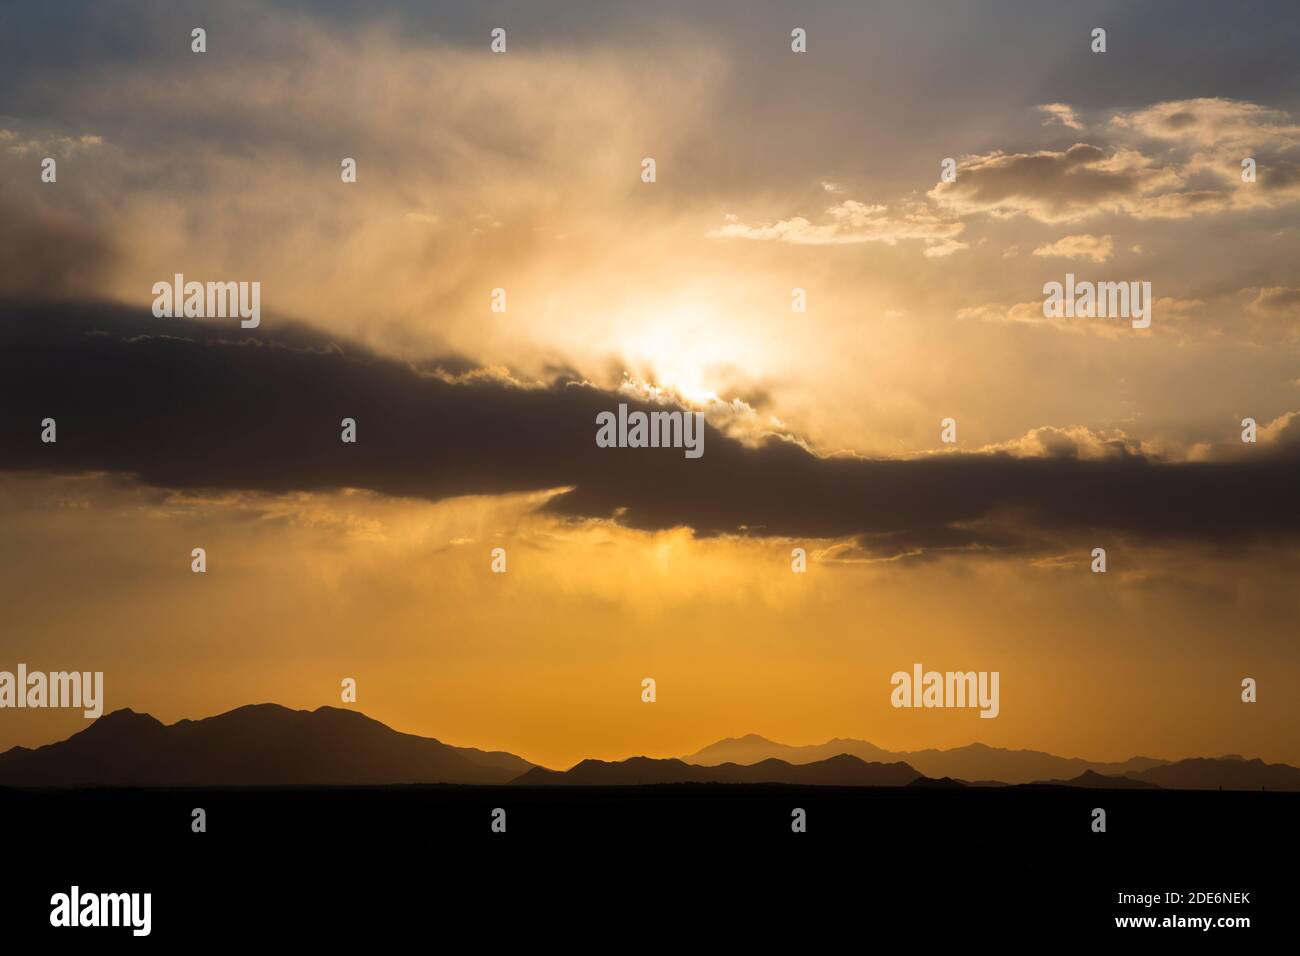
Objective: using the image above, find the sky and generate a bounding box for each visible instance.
[1,0,1298,769]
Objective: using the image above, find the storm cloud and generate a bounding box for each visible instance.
[4,300,1299,558]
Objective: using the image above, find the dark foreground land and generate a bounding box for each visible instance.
[2,784,1291,941]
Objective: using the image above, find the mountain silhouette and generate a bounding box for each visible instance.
[1027,770,1160,789]
[512,753,922,787]
[1124,757,1300,791]
[0,704,535,786]
[685,734,895,767]
[5,709,1297,791]
[906,775,966,789]
[684,736,1169,785]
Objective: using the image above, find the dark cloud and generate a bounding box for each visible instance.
[3,301,1300,558]
[930,144,1164,223]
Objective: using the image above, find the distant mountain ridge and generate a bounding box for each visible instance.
[513,753,923,787]
[0,704,534,787]
[3,708,1296,791]
[683,735,1300,791]
[1124,757,1300,791]
[1028,770,1160,790]
[684,735,1167,785]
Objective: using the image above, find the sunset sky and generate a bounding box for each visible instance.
[2,0,1298,769]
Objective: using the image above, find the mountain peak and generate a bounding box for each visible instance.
[99,707,144,720]
[514,752,921,787]
[84,708,165,732]
[0,702,533,787]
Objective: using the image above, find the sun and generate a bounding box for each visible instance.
[613,303,760,407]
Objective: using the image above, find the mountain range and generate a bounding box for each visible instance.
[683,734,1167,784]
[0,704,534,786]
[513,753,922,787]
[2,706,1298,791]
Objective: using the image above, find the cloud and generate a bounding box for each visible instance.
[1031,234,1114,263]
[0,8,732,363]
[1247,287,1300,319]
[928,144,1184,223]
[931,100,1300,224]
[957,294,1205,339]
[1259,410,1300,445]
[955,300,1083,334]
[976,425,1149,461]
[921,238,969,258]
[0,127,104,157]
[1152,296,1204,319]
[708,199,965,253]
[5,302,1300,561]
[1037,103,1083,131]
[1110,98,1300,151]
